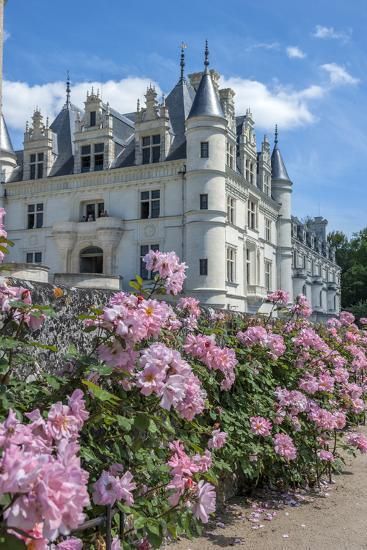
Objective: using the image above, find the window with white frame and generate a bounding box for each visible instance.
[263,174,270,196]
[81,145,91,172]
[30,153,44,180]
[26,252,42,264]
[142,135,161,164]
[27,203,44,229]
[140,244,159,279]
[246,248,251,285]
[245,159,250,181]
[227,195,235,225]
[265,218,271,242]
[250,162,255,184]
[226,142,234,169]
[264,259,272,291]
[226,246,236,283]
[247,199,257,230]
[140,190,160,219]
[94,143,105,171]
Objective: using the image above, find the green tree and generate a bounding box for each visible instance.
[328,228,367,311]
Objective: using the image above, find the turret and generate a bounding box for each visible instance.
[271,126,293,300]
[184,41,228,306]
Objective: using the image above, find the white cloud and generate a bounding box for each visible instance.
[321,63,359,86]
[312,25,351,42]
[220,77,325,130]
[4,30,10,42]
[3,77,162,132]
[286,46,306,59]
[246,42,280,52]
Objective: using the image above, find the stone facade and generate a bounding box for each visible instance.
[0,4,341,316]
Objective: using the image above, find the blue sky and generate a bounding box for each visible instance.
[4,0,367,235]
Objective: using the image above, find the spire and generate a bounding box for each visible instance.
[179,42,187,83]
[204,39,209,72]
[65,71,71,109]
[271,126,291,181]
[187,41,224,119]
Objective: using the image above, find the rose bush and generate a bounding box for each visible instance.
[0,208,367,548]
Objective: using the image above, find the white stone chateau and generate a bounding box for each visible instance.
[0,1,341,317]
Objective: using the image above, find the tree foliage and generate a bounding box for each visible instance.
[328,228,367,312]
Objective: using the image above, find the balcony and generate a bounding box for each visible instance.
[53,272,122,290]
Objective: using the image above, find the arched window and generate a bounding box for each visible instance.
[319,290,323,307]
[80,246,103,274]
[302,284,307,296]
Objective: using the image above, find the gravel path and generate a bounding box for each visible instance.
[172,438,367,549]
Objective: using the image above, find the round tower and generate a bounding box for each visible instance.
[271,126,293,300]
[184,42,227,307]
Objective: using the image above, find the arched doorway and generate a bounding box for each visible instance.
[80,246,103,274]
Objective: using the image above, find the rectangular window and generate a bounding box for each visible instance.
[200,142,209,158]
[142,135,161,164]
[81,145,91,173]
[199,258,208,276]
[85,201,104,221]
[29,152,44,180]
[248,200,257,230]
[140,190,160,219]
[226,247,236,283]
[140,244,159,279]
[90,111,96,127]
[94,143,104,171]
[200,194,208,210]
[265,260,272,291]
[27,203,43,229]
[246,248,251,285]
[265,218,271,242]
[26,252,42,263]
[264,174,270,196]
[227,195,235,225]
[250,162,255,184]
[226,142,234,168]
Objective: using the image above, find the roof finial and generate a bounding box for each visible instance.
[204,40,209,72]
[180,41,187,83]
[66,71,71,108]
[274,124,278,146]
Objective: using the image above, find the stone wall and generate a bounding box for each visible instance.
[4,277,115,373]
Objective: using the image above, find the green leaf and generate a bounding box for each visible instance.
[134,515,147,530]
[134,413,150,431]
[146,518,160,536]
[82,379,121,405]
[27,342,57,352]
[129,280,141,291]
[116,415,133,431]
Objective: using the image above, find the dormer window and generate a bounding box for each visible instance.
[81,145,91,172]
[81,143,105,173]
[142,135,161,164]
[94,143,104,171]
[30,153,44,180]
[90,111,96,127]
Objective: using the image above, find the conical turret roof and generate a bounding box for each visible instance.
[188,42,224,119]
[271,126,291,181]
[0,115,15,156]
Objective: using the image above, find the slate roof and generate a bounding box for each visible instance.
[271,142,291,181]
[0,115,15,155]
[165,78,195,160]
[188,68,224,119]
[49,103,81,177]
